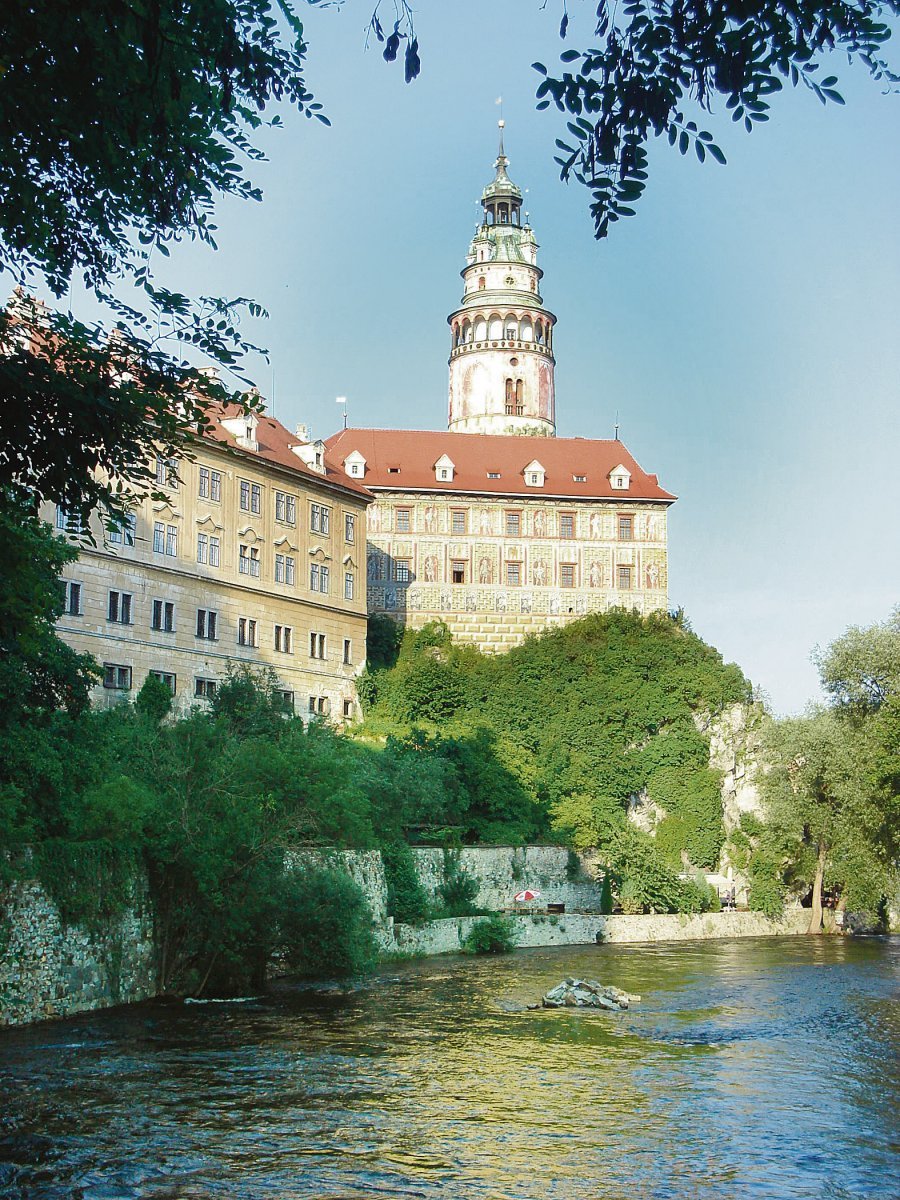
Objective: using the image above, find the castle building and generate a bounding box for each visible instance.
[326,125,675,652]
[46,404,371,717]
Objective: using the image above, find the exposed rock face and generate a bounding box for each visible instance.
[702,701,767,834]
[541,977,639,1011]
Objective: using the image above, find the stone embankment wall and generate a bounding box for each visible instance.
[2,843,812,1029]
[391,908,811,957]
[0,878,156,1028]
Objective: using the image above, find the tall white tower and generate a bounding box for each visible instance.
[447,123,557,437]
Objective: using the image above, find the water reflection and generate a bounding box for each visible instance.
[1,937,897,1199]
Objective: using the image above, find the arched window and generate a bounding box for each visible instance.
[516,380,524,403]
[478,276,486,290]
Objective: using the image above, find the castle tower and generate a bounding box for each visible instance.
[447,122,557,437]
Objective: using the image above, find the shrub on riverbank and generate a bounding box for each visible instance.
[463,914,517,955]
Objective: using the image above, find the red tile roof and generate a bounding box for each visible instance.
[325,428,676,502]
[204,403,372,500]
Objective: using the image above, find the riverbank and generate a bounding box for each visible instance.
[2,847,813,1027]
[391,907,811,957]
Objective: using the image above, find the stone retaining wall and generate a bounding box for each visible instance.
[390,908,811,957]
[0,878,156,1028]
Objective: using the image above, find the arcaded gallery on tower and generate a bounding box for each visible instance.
[327,126,675,653]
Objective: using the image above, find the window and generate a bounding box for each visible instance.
[451,560,467,584]
[308,695,329,716]
[559,513,575,539]
[395,507,411,532]
[394,559,411,583]
[344,571,354,600]
[573,474,587,483]
[195,678,217,699]
[618,565,633,590]
[198,466,210,498]
[197,532,208,564]
[309,563,330,593]
[529,473,540,485]
[196,609,218,640]
[275,690,295,713]
[343,639,352,665]
[107,590,133,624]
[506,562,522,586]
[345,513,355,542]
[560,564,576,588]
[210,470,222,501]
[275,553,295,585]
[103,663,132,690]
[310,632,326,659]
[150,671,176,694]
[239,480,261,514]
[237,617,258,647]
[239,544,260,577]
[438,468,450,481]
[387,466,401,475]
[108,514,136,546]
[310,503,330,534]
[151,600,175,632]
[62,581,82,616]
[274,624,293,653]
[342,698,353,720]
[451,509,467,535]
[210,537,220,567]
[505,510,521,537]
[618,515,633,541]
[154,522,177,556]
[487,471,501,479]
[275,491,296,525]
[156,457,178,488]
[56,507,85,535]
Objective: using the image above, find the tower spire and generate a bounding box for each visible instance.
[446,124,557,437]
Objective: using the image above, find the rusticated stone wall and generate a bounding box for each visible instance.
[0,878,156,1028]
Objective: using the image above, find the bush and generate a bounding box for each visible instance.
[463,913,517,955]
[135,674,172,722]
[275,866,377,978]
[436,850,480,916]
[382,841,431,924]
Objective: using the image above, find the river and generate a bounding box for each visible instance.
[1,936,897,1199]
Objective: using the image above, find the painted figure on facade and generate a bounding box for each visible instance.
[424,555,437,583]
[478,557,492,584]
[533,510,546,537]
[532,559,547,586]
[589,560,603,588]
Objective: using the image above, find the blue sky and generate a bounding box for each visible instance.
[78,2,900,712]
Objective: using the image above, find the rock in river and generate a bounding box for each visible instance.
[541,977,640,1011]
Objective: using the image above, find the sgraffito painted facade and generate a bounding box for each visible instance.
[326,125,675,653]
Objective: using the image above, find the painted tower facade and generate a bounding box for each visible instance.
[447,122,556,437]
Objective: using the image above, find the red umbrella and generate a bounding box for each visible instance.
[514,889,541,902]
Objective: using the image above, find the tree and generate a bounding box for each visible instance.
[0,492,97,726]
[377,2,898,240]
[758,612,900,930]
[1,0,327,521]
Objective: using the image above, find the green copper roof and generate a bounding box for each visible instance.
[481,123,522,203]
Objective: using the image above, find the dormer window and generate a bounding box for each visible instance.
[221,411,259,452]
[343,450,367,479]
[609,464,632,491]
[524,459,546,488]
[434,454,455,483]
[291,438,327,475]
[573,474,587,483]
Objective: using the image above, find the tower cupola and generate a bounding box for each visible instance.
[481,121,523,226]
[447,123,557,437]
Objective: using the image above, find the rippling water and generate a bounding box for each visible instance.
[1,936,897,1199]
